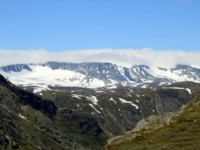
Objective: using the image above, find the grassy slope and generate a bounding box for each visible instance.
[105,91,200,150]
[0,75,106,150]
[0,84,68,150]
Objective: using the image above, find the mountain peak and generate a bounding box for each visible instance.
[0,64,32,72]
[175,64,192,69]
[131,65,149,69]
[0,62,200,92]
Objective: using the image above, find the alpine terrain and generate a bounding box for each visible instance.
[1,62,200,93]
[1,62,200,150]
[105,89,200,150]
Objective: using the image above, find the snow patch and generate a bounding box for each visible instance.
[109,97,117,104]
[185,88,192,94]
[127,94,131,97]
[95,90,103,93]
[89,104,101,114]
[141,84,147,88]
[72,94,82,99]
[19,114,26,119]
[162,87,192,94]
[136,94,140,97]
[87,96,98,105]
[118,98,139,109]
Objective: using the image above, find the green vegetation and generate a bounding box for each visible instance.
[0,75,107,150]
[105,91,200,150]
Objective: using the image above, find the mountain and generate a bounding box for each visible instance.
[1,71,200,149]
[1,62,200,149]
[39,81,200,137]
[0,74,107,150]
[1,62,200,92]
[105,89,200,150]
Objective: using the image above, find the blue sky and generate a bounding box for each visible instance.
[0,0,199,51]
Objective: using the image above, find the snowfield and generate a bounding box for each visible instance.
[1,62,200,93]
[0,65,106,92]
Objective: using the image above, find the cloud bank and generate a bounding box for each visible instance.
[0,48,200,68]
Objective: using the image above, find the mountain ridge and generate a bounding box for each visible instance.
[1,62,200,92]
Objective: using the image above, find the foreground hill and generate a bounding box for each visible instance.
[105,89,200,150]
[0,74,107,150]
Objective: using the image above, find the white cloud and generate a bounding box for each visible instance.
[0,48,200,68]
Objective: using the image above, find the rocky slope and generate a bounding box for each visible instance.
[105,89,200,150]
[0,74,107,150]
[39,81,200,137]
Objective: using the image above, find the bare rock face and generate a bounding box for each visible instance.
[106,113,175,147]
[133,113,175,132]
[60,109,103,137]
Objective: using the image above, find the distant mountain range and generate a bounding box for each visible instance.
[0,62,200,92]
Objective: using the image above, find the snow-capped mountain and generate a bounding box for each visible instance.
[1,62,200,92]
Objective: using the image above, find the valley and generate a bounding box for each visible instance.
[1,62,200,149]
